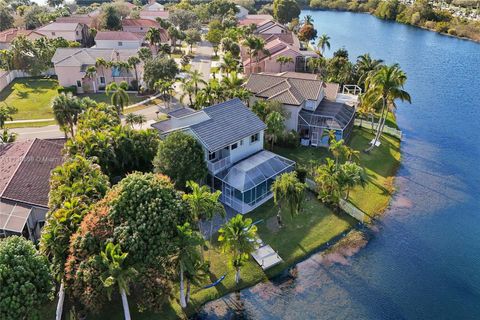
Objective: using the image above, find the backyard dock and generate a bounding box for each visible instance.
[251,245,283,270]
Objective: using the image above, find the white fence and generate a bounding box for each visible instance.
[354,119,403,139]
[0,69,55,92]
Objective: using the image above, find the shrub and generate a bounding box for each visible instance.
[278,130,300,148]
[448,28,457,36]
[296,168,307,183]
[58,85,77,94]
[435,21,450,33]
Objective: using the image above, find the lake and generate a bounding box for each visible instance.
[198,10,480,319]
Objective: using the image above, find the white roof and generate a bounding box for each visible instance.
[37,22,82,31]
[52,48,139,67]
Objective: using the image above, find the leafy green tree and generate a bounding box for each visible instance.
[0,236,53,320]
[154,131,208,190]
[100,243,137,320]
[106,81,129,116]
[273,0,300,24]
[317,34,331,55]
[145,27,161,53]
[298,23,317,44]
[24,5,49,30]
[363,64,411,152]
[175,223,204,308]
[271,171,306,219]
[218,214,257,284]
[169,9,200,30]
[188,69,206,95]
[154,79,175,109]
[0,5,14,31]
[143,55,179,90]
[138,47,153,62]
[0,102,17,129]
[101,4,121,30]
[206,28,223,57]
[85,66,97,92]
[314,158,341,205]
[47,0,63,8]
[125,113,146,128]
[52,93,84,138]
[252,100,287,122]
[276,56,294,72]
[375,0,401,20]
[265,111,285,151]
[185,28,201,53]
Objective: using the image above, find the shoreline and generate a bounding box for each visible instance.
[302,7,480,44]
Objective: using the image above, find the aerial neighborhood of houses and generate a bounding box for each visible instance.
[0,0,398,318]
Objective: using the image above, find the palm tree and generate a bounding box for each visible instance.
[185,260,209,304]
[100,243,137,320]
[363,64,411,152]
[276,56,294,73]
[218,214,258,284]
[303,15,314,25]
[145,27,161,53]
[220,52,240,76]
[307,57,327,76]
[265,111,285,151]
[329,138,346,165]
[154,79,175,109]
[221,71,243,91]
[106,81,130,117]
[125,113,146,128]
[356,53,384,89]
[158,43,172,56]
[127,56,141,93]
[242,36,261,74]
[317,34,331,55]
[138,47,153,62]
[176,223,204,309]
[0,102,17,129]
[84,66,97,92]
[314,158,341,205]
[230,87,252,106]
[95,58,108,87]
[338,161,366,200]
[271,171,306,219]
[52,93,84,138]
[188,70,206,95]
[183,181,225,240]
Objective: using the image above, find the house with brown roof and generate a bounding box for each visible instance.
[0,139,64,240]
[122,18,159,34]
[0,28,45,49]
[95,31,144,49]
[244,72,359,147]
[36,22,90,45]
[52,48,142,93]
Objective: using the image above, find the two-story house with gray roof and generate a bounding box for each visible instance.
[152,98,295,214]
[244,72,360,147]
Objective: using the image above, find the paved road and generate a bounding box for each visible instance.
[190,41,214,82]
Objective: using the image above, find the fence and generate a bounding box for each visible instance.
[0,69,55,92]
[305,178,365,223]
[354,119,403,139]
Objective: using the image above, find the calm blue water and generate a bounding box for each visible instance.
[198,11,480,319]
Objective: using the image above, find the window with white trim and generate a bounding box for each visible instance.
[230,142,238,150]
[250,133,259,144]
[208,152,216,161]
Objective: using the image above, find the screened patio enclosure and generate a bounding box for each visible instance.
[214,151,295,214]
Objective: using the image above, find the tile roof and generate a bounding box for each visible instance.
[258,32,295,46]
[122,18,160,28]
[0,139,65,208]
[56,15,95,27]
[0,28,44,43]
[152,98,266,152]
[52,48,139,67]
[244,73,324,106]
[95,31,144,41]
[139,11,170,20]
[167,107,196,118]
[243,39,302,66]
[37,22,83,32]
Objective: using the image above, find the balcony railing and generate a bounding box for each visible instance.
[207,156,231,174]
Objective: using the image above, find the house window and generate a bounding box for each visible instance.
[100,76,105,84]
[76,31,79,35]
[51,32,55,36]
[118,41,123,46]
[76,80,82,87]
[208,152,216,161]
[250,133,259,144]
[230,142,238,150]
[140,27,143,30]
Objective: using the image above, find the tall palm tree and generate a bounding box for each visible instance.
[106,81,130,117]
[242,36,262,74]
[125,113,146,128]
[138,47,152,62]
[356,53,384,89]
[338,161,366,200]
[218,214,258,284]
[307,57,327,76]
[52,93,84,138]
[146,27,161,54]
[188,70,206,95]
[317,34,331,55]
[127,56,141,93]
[84,66,97,92]
[265,111,285,151]
[185,260,209,304]
[176,223,204,309]
[95,58,108,86]
[183,181,225,240]
[221,71,243,91]
[363,64,411,152]
[271,171,306,219]
[276,56,294,72]
[251,38,269,74]
[100,243,137,320]
[220,52,240,76]
[154,79,175,109]
[180,78,195,106]
[303,15,314,25]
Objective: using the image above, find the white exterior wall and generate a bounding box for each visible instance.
[259,25,287,34]
[95,39,142,49]
[227,130,264,164]
[38,26,83,42]
[283,104,300,132]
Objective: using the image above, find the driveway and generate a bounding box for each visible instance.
[191,41,214,83]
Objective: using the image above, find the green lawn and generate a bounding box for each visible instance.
[78,93,147,106]
[0,78,59,120]
[50,127,401,319]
